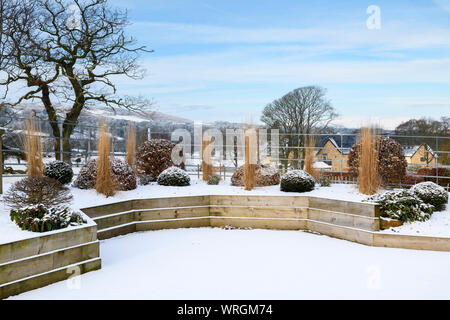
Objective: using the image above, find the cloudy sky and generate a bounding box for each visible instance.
[111,0,450,129]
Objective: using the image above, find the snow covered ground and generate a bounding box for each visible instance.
[8,227,450,300]
[1,175,450,243]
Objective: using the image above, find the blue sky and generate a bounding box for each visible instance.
[110,0,450,129]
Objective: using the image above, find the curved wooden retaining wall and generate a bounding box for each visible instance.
[81,195,450,253]
[0,223,101,299]
[2,194,449,299]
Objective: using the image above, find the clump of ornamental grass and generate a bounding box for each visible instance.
[244,129,257,191]
[23,115,44,178]
[202,137,213,182]
[95,121,116,197]
[358,127,380,195]
[303,135,317,179]
[126,123,136,169]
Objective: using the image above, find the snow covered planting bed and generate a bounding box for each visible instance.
[0,176,96,245]
[1,175,450,241]
[9,227,450,300]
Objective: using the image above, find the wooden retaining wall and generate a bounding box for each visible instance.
[81,195,450,253]
[0,223,101,299]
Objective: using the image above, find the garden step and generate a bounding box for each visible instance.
[308,208,380,231]
[308,196,380,217]
[0,241,99,285]
[0,224,98,264]
[0,257,101,299]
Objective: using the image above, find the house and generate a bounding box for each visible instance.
[315,137,353,172]
[402,144,438,166]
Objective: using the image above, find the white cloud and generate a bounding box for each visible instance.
[333,116,411,130]
[434,0,450,13]
[133,21,450,51]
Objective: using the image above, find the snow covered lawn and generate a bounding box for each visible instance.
[8,227,450,300]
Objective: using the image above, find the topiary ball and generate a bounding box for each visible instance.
[73,158,137,191]
[410,182,448,211]
[280,170,315,193]
[135,139,185,182]
[44,161,74,184]
[157,166,190,186]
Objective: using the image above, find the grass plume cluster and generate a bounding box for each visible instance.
[23,115,43,178]
[303,135,317,179]
[358,127,380,195]
[95,121,116,197]
[126,123,136,169]
[202,138,213,181]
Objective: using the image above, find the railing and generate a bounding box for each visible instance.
[0,115,449,188]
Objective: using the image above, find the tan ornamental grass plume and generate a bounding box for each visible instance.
[244,128,257,191]
[95,121,116,197]
[358,126,380,195]
[202,137,213,181]
[126,123,137,169]
[23,115,44,178]
[303,135,317,179]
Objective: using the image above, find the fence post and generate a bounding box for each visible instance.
[87,128,92,162]
[436,136,439,185]
[147,128,151,141]
[340,134,344,182]
[59,121,64,162]
[0,128,4,194]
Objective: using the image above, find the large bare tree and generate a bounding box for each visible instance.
[0,0,152,162]
[261,86,338,169]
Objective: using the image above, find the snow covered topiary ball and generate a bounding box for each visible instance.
[44,161,74,184]
[280,170,315,193]
[73,158,137,191]
[157,166,190,186]
[410,182,448,211]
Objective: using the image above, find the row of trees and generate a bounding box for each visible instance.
[0,0,151,162]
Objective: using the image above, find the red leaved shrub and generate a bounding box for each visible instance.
[348,137,407,185]
[73,158,137,191]
[135,139,184,181]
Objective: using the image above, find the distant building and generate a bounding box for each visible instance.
[402,144,438,166]
[315,138,352,172]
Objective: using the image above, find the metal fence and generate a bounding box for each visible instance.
[0,116,449,188]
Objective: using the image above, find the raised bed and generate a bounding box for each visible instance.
[81,194,450,253]
[0,221,101,299]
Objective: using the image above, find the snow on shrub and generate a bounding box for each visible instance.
[10,204,85,232]
[73,158,137,191]
[231,163,280,187]
[44,160,74,184]
[135,139,185,182]
[365,190,434,222]
[410,182,448,211]
[280,170,315,193]
[4,176,73,208]
[317,175,331,187]
[139,174,153,186]
[157,166,190,186]
[207,175,220,185]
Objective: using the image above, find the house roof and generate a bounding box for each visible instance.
[318,137,353,155]
[402,144,439,159]
[313,161,332,169]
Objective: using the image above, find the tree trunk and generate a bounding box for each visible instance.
[41,85,62,160]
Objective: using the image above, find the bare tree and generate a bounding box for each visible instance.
[261,86,338,169]
[0,0,152,162]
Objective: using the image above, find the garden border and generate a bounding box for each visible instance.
[0,222,101,299]
[81,194,450,252]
